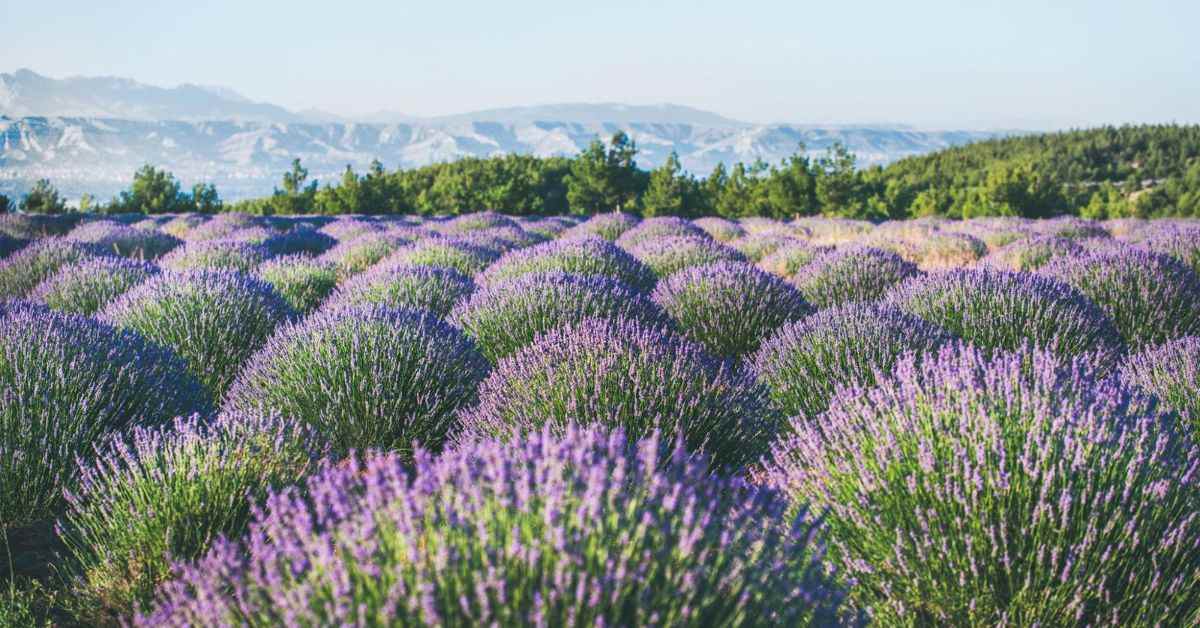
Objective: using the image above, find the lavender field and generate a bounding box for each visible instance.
[3,210,1200,625]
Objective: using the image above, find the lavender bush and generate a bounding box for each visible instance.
[225,305,489,457]
[255,255,339,313]
[382,238,501,276]
[30,257,158,315]
[728,234,796,262]
[459,316,774,470]
[758,241,825,278]
[0,306,209,527]
[980,235,1083,271]
[327,264,474,317]
[751,303,951,421]
[1137,226,1200,274]
[791,246,919,309]
[318,232,413,278]
[101,270,294,400]
[477,236,656,292]
[137,426,843,626]
[562,211,639,241]
[615,216,709,249]
[651,261,812,359]
[1120,336,1200,438]
[260,227,336,257]
[450,271,672,362]
[692,216,747,242]
[65,221,182,259]
[626,235,747,279]
[0,238,106,298]
[769,344,1200,624]
[1040,249,1200,350]
[885,269,1125,368]
[58,411,322,616]
[159,240,269,273]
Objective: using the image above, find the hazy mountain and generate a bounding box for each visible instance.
[0,70,1010,201]
[0,116,1005,201]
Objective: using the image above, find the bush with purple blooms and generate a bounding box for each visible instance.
[792,246,919,308]
[225,306,488,457]
[626,235,747,279]
[1040,249,1200,350]
[260,227,336,257]
[137,426,843,626]
[436,210,522,234]
[383,238,501,276]
[769,344,1200,624]
[1120,335,1200,438]
[30,257,158,315]
[758,241,825,278]
[478,236,656,291]
[159,240,269,273]
[327,264,474,317]
[751,303,952,421]
[254,255,338,313]
[318,232,412,278]
[0,238,105,298]
[1137,226,1200,274]
[66,221,182,259]
[0,306,209,527]
[728,233,795,262]
[981,235,1083,271]
[101,270,294,400]
[692,216,746,241]
[562,210,639,241]
[885,269,1125,368]
[615,216,708,249]
[0,213,82,239]
[459,316,773,470]
[58,411,322,616]
[651,261,812,359]
[450,271,672,362]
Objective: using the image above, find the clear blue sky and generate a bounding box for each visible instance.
[2,0,1197,129]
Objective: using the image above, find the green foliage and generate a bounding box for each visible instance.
[0,195,11,215]
[110,165,190,214]
[19,180,66,215]
[565,132,644,214]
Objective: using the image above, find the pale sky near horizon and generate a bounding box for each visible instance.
[2,0,1197,130]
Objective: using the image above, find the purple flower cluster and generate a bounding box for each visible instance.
[1120,335,1200,437]
[615,216,709,249]
[561,211,639,241]
[137,426,842,626]
[626,235,747,279]
[769,343,1200,624]
[317,232,414,278]
[758,240,827,278]
[691,216,747,241]
[0,238,106,297]
[65,220,182,259]
[791,246,920,308]
[728,233,797,262]
[255,255,339,313]
[477,236,656,292]
[159,240,270,273]
[225,305,489,456]
[751,303,952,421]
[450,271,672,362]
[316,218,385,241]
[30,256,159,315]
[0,306,209,526]
[381,237,502,276]
[1039,248,1200,350]
[885,268,1125,369]
[459,316,774,470]
[435,211,523,235]
[101,269,295,399]
[651,261,812,359]
[327,264,475,317]
[980,235,1083,271]
[1136,225,1200,274]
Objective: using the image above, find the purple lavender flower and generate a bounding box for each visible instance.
[435,211,523,235]
[1137,226,1200,275]
[30,256,158,315]
[317,232,414,278]
[65,220,182,259]
[625,235,747,280]
[159,240,270,273]
[651,261,812,359]
[100,269,294,399]
[1039,248,1200,350]
[181,213,262,242]
[1028,216,1111,241]
[885,268,1125,369]
[0,237,107,297]
[1120,336,1200,438]
[59,410,324,614]
[477,236,656,292]
[562,211,640,241]
[137,426,842,626]
[791,246,919,308]
[316,218,385,241]
[728,233,799,263]
[326,264,474,317]
[691,217,747,242]
[0,306,209,527]
[751,303,952,421]
[255,255,339,313]
[458,316,774,470]
[615,216,709,249]
[979,235,1083,271]
[381,238,501,277]
[758,241,828,278]
[225,305,489,457]
[768,343,1200,624]
[450,271,672,362]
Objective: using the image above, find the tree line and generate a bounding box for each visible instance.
[3,124,1198,219]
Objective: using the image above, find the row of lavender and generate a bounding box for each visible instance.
[1,210,1199,625]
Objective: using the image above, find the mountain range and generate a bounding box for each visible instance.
[0,69,1011,201]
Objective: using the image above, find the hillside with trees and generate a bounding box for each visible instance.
[4,125,1198,220]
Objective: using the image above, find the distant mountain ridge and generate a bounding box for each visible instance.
[0,70,1011,200]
